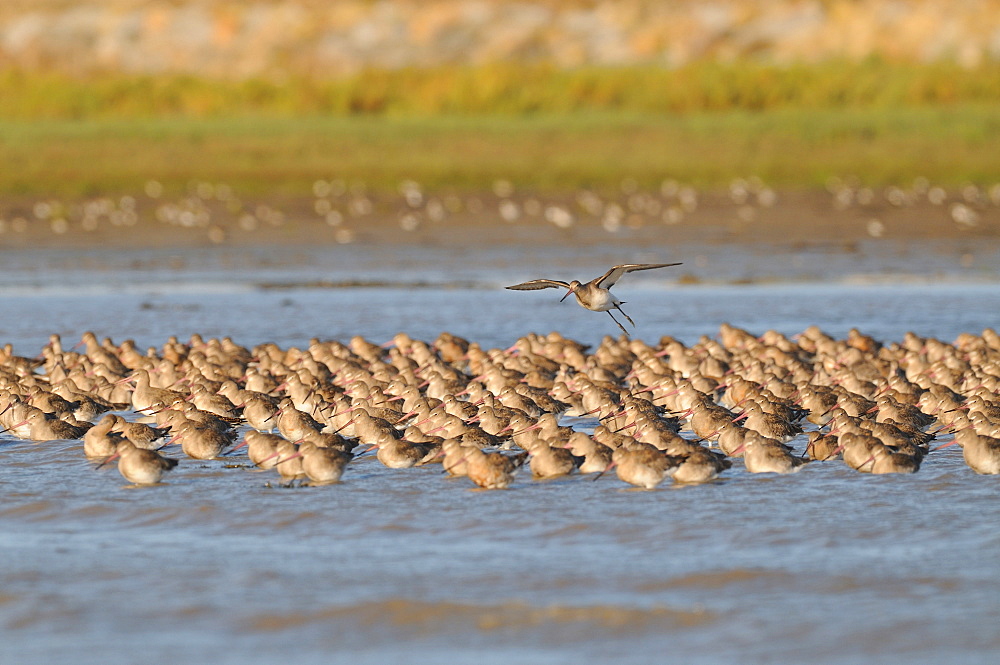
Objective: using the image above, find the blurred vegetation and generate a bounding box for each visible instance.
[2,61,999,196]
[3,107,999,197]
[3,60,1000,118]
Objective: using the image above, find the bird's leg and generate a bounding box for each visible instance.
[615,303,636,327]
[607,312,630,337]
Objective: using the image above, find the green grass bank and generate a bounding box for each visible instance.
[2,62,999,197]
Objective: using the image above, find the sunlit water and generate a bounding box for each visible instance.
[1,243,999,665]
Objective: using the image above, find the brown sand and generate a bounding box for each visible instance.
[1,189,997,252]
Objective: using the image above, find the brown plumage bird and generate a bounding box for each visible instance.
[506,263,681,336]
[99,440,178,485]
[463,447,527,490]
[602,446,683,489]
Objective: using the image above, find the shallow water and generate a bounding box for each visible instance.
[1,244,999,665]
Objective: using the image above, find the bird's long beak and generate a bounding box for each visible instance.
[559,285,575,302]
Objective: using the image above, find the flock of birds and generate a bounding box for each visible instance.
[3,175,997,242]
[2,302,999,489]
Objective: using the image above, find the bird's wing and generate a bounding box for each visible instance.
[595,263,682,289]
[505,279,571,291]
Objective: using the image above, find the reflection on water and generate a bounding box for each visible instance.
[1,244,999,665]
[2,279,999,354]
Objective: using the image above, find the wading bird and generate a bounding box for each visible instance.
[505,263,681,335]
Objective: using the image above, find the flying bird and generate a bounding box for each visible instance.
[505,263,681,335]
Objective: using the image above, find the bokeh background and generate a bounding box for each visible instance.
[1,0,999,275]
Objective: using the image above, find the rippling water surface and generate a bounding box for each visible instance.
[1,243,999,665]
